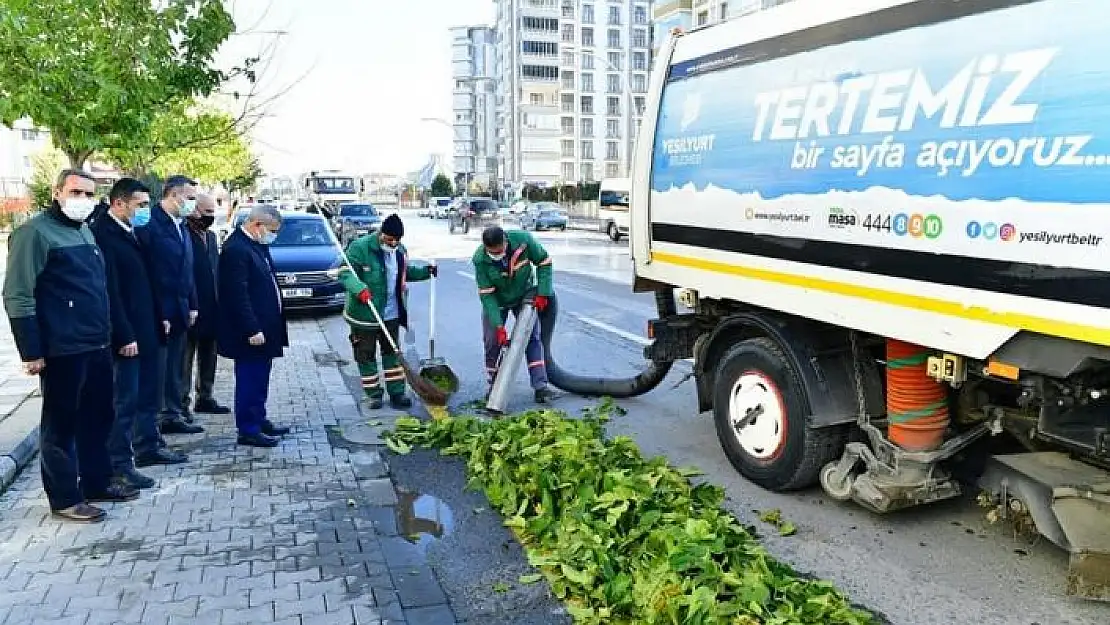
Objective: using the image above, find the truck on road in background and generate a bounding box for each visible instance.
[634,0,1110,600]
[300,170,361,218]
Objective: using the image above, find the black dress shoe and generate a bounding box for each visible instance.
[262,422,291,437]
[116,469,155,489]
[390,395,413,410]
[135,448,189,467]
[85,482,141,503]
[534,387,556,404]
[194,399,231,415]
[182,410,195,424]
[237,432,280,448]
[160,419,204,435]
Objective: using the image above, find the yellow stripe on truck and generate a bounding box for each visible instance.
[650,250,1110,348]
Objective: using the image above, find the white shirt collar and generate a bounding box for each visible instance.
[109,211,132,233]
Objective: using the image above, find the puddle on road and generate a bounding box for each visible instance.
[397,490,454,550]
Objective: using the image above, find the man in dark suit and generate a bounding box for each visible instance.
[217,204,291,448]
[91,179,188,486]
[182,193,229,421]
[136,174,204,436]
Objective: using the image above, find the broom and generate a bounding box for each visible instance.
[334,246,448,406]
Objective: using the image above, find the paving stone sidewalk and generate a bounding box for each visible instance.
[0,301,42,492]
[0,319,458,625]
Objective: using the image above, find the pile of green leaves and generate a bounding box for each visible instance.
[385,404,873,625]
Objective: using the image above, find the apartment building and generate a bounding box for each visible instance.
[490,0,652,190]
[0,119,51,200]
[450,25,499,191]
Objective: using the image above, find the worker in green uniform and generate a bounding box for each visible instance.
[338,214,436,409]
[473,225,555,403]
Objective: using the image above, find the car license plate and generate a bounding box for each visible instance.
[281,288,313,298]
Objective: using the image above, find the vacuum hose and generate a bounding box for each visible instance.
[538,289,677,398]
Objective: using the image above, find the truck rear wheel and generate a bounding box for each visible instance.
[608,222,622,242]
[712,337,846,491]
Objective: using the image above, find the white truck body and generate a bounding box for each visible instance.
[632,0,1110,359]
[631,0,1110,598]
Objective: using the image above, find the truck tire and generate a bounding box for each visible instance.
[712,337,846,492]
[608,222,622,242]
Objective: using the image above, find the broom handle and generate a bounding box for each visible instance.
[335,247,403,355]
[429,273,437,359]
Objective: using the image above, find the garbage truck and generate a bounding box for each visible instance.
[534,0,1110,602]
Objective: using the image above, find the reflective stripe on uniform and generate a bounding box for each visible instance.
[527,361,544,369]
[537,257,552,266]
[383,367,405,382]
[478,286,496,295]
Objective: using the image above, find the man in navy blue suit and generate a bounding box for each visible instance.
[217,204,291,448]
[181,193,229,422]
[91,179,188,486]
[136,175,204,436]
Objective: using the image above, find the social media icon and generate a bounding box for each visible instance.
[983,222,998,240]
[999,223,1016,241]
[966,221,982,239]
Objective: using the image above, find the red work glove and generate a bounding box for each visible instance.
[358,289,371,305]
[495,326,509,346]
[533,295,549,312]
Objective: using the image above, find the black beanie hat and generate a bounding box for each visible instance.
[381,214,404,237]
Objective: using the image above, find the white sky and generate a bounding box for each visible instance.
[217,0,495,178]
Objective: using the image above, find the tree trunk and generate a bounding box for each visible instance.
[64,148,92,169]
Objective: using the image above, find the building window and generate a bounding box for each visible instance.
[634,96,645,115]
[582,52,594,70]
[561,1,574,18]
[561,117,575,134]
[22,156,32,168]
[608,5,620,25]
[632,51,647,71]
[20,129,42,141]
[562,51,574,66]
[561,93,575,112]
[582,4,594,24]
[522,41,558,56]
[606,119,620,138]
[632,74,646,93]
[529,93,543,106]
[720,3,729,20]
[561,70,575,89]
[607,51,621,71]
[581,118,594,137]
[522,16,558,31]
[561,24,575,42]
[580,141,594,159]
[634,5,647,24]
[580,96,594,114]
[562,163,575,180]
[605,163,620,178]
[522,64,559,80]
[607,29,620,48]
[561,140,575,158]
[607,96,621,116]
[607,74,621,94]
[580,163,594,182]
[697,11,708,26]
[606,141,619,160]
[582,27,594,47]
[632,29,647,48]
[581,72,594,92]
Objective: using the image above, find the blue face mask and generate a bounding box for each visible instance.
[260,230,278,245]
[132,206,152,227]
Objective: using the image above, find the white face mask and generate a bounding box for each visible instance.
[179,198,197,217]
[487,251,505,262]
[60,197,95,222]
[259,230,278,245]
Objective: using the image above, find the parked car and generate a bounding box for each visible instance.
[519,202,569,231]
[509,200,529,215]
[431,196,453,219]
[332,202,382,246]
[232,210,346,312]
[447,197,501,235]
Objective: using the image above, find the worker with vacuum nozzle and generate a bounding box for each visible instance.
[473,225,555,404]
[338,214,436,409]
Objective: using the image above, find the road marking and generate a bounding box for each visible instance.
[458,271,475,279]
[569,313,695,365]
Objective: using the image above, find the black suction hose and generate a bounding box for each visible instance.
[539,289,677,398]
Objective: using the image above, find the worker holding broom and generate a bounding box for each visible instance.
[473,225,555,404]
[338,214,436,409]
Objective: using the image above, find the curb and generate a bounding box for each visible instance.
[0,394,40,494]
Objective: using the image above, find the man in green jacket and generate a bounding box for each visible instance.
[338,214,435,409]
[473,225,554,403]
